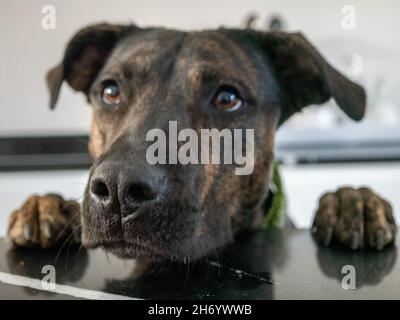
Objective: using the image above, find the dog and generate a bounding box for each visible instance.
[6,23,397,262]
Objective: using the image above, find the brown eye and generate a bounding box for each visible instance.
[101,80,121,107]
[212,86,243,112]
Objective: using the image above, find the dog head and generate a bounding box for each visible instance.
[47,23,365,261]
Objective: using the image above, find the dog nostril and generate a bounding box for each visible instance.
[126,182,156,203]
[91,180,110,199]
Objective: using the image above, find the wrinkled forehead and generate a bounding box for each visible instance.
[102,29,184,76]
[103,29,262,89]
[177,31,260,81]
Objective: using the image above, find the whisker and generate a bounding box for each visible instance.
[78,243,85,255]
[54,232,74,264]
[54,224,81,264]
[56,211,80,241]
[184,259,191,286]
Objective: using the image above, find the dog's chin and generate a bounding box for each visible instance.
[82,232,232,262]
[82,237,170,261]
[81,194,234,262]
[103,242,170,262]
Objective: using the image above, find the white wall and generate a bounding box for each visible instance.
[1,0,400,136]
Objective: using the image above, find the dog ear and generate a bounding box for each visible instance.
[46,23,138,110]
[225,30,366,124]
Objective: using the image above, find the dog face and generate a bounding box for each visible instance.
[47,23,365,261]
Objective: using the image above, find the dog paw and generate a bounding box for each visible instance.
[312,187,396,250]
[7,194,81,249]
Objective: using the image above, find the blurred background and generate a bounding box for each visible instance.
[0,0,399,234]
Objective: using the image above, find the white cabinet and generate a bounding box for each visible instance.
[0,170,88,236]
[281,162,400,228]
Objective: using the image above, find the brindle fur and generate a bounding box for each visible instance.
[313,187,396,250]
[6,23,396,261]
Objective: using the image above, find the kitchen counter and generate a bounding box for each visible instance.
[0,229,398,299]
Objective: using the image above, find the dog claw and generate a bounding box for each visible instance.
[351,231,359,250]
[376,230,384,250]
[43,221,53,239]
[23,224,33,241]
[311,225,317,234]
[323,226,333,246]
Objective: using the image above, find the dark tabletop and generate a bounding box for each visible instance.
[0,229,398,300]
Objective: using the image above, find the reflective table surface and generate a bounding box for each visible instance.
[0,229,398,299]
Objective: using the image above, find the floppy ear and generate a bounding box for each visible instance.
[46,23,138,109]
[226,30,366,124]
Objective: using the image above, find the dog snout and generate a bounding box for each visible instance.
[89,161,164,217]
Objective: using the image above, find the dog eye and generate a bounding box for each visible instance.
[212,86,243,112]
[101,80,121,107]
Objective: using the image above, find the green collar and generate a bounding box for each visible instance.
[261,162,286,229]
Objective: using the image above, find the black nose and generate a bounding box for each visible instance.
[89,161,163,216]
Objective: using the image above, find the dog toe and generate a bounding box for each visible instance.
[312,187,396,250]
[6,194,81,249]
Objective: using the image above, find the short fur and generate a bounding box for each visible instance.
[7,23,396,261]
